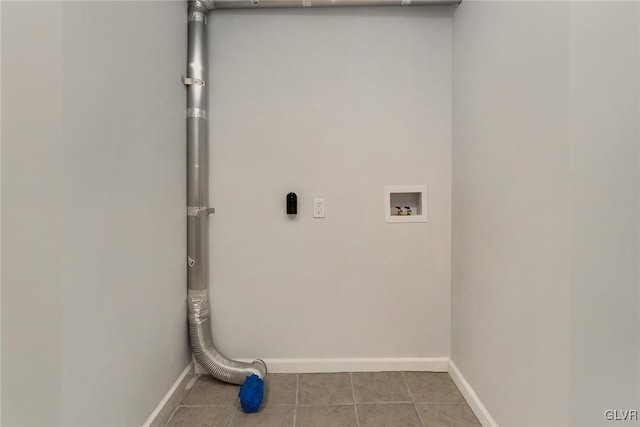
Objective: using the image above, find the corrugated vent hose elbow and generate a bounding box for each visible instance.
[188,290,267,384]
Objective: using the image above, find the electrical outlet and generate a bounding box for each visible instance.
[313,198,325,218]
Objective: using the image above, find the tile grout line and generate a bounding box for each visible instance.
[185,374,200,391]
[350,401,414,405]
[164,375,201,427]
[296,401,414,406]
[349,372,361,427]
[292,373,300,427]
[401,372,426,427]
[162,405,180,427]
[226,405,238,427]
[177,404,241,407]
[163,375,200,427]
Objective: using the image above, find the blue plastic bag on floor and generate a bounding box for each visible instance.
[238,374,264,413]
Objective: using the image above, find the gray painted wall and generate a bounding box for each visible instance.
[2,3,65,424]
[568,3,640,425]
[452,2,571,424]
[1,2,189,425]
[452,1,639,425]
[207,7,453,359]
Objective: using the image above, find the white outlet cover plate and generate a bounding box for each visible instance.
[313,198,325,218]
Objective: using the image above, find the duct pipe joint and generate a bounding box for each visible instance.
[188,206,215,217]
[183,76,206,87]
[189,10,208,23]
[191,0,215,12]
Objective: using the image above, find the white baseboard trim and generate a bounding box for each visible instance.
[448,360,498,427]
[142,362,194,427]
[195,357,449,374]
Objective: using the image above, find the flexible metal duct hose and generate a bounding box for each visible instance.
[188,290,267,384]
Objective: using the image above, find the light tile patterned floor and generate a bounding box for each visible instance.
[166,372,480,427]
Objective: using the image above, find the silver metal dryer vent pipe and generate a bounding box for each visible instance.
[191,0,460,10]
[186,0,266,384]
[185,0,459,385]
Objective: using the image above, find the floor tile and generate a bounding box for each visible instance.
[231,405,294,427]
[351,372,412,403]
[166,406,234,427]
[298,373,353,405]
[417,403,481,426]
[403,372,465,403]
[357,403,422,427]
[180,376,239,406]
[264,374,298,406]
[296,405,358,427]
[171,371,473,427]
